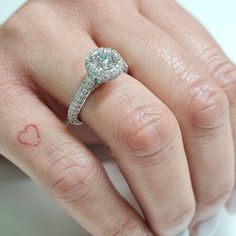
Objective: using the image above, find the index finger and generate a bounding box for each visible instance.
[0,70,151,236]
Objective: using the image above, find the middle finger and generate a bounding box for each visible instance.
[87,0,235,228]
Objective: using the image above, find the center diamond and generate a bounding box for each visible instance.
[85,48,128,83]
[93,53,117,70]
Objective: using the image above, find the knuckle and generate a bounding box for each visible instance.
[198,181,233,210]
[197,45,236,102]
[158,200,195,235]
[199,46,234,81]
[117,104,178,158]
[47,157,99,204]
[33,141,99,204]
[110,217,141,236]
[218,67,236,105]
[51,165,97,204]
[196,46,223,72]
[186,80,229,129]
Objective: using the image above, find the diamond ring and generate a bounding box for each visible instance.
[68,48,128,125]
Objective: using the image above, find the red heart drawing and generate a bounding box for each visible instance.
[17,124,41,147]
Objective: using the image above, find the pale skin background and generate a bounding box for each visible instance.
[0,1,236,236]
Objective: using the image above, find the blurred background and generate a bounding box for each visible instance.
[0,1,236,235]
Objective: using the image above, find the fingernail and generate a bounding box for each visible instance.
[192,212,220,236]
[177,229,189,236]
[226,189,236,214]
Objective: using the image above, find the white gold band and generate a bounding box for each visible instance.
[68,48,128,125]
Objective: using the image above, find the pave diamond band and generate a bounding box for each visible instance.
[68,48,128,125]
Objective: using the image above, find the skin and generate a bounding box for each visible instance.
[17,124,41,147]
[0,0,235,235]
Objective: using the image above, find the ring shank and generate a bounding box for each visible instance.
[68,75,97,125]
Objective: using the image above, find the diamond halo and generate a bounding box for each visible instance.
[85,47,128,84]
[68,47,128,125]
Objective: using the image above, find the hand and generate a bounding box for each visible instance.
[0,1,235,235]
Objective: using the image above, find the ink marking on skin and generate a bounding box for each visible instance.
[17,124,41,147]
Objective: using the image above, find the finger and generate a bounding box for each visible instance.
[35,93,101,145]
[138,0,236,94]
[0,79,151,235]
[83,74,195,236]
[86,0,235,230]
[138,0,236,174]
[9,3,196,235]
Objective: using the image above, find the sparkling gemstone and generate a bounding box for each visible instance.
[92,53,117,70]
[85,48,128,83]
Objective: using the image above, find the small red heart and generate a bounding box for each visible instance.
[17,124,40,147]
